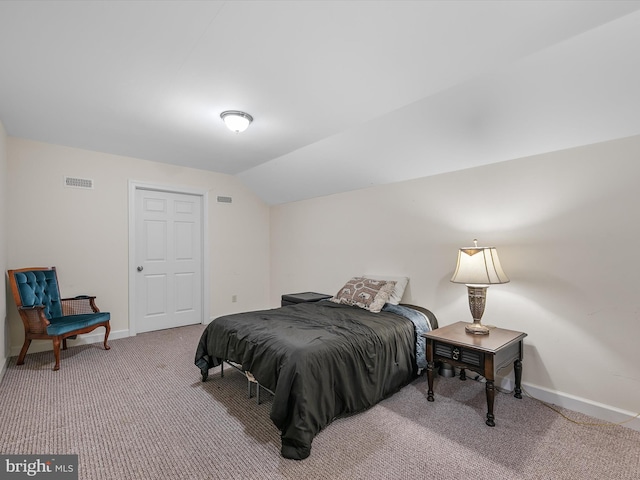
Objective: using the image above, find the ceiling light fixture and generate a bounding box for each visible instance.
[220,110,253,133]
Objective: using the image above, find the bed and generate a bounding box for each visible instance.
[194,278,438,460]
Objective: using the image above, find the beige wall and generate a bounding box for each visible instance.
[4,132,639,426]
[270,134,640,423]
[6,138,270,354]
[0,121,7,369]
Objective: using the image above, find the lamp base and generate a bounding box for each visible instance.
[465,321,490,335]
[464,286,491,335]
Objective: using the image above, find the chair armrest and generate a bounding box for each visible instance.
[61,296,101,314]
[18,305,50,333]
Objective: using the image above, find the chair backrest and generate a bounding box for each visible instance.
[9,267,63,319]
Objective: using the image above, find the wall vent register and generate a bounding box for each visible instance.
[64,176,94,189]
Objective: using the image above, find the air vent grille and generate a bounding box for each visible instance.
[217,196,232,203]
[64,176,94,189]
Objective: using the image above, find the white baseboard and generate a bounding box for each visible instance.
[8,328,130,357]
[496,374,640,432]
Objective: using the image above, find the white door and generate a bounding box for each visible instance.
[134,188,203,333]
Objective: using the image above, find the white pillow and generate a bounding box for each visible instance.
[363,275,408,305]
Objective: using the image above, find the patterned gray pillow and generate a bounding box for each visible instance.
[330,277,397,313]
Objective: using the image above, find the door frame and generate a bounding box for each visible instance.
[128,180,210,336]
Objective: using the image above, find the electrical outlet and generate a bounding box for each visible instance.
[232,295,237,303]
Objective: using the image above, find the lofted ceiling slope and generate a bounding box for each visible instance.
[1,1,640,204]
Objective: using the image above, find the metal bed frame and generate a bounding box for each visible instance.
[221,360,275,405]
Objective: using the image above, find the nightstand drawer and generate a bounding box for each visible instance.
[434,341,484,367]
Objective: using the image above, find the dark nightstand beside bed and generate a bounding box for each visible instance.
[281,292,332,307]
[422,322,527,427]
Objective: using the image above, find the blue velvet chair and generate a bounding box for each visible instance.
[7,267,111,371]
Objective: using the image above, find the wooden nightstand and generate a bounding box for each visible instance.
[281,292,332,307]
[422,322,527,427]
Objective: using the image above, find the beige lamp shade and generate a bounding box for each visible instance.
[451,240,509,335]
[450,244,509,286]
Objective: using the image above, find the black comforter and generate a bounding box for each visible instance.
[194,300,419,459]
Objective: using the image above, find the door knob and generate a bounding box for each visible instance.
[137,266,144,272]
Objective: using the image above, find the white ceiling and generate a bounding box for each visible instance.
[1,1,640,204]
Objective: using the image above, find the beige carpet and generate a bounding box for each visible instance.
[1,324,638,479]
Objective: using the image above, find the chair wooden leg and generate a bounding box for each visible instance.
[17,338,32,365]
[103,323,111,350]
[62,338,68,350]
[52,337,62,371]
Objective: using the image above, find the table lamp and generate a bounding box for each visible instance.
[450,239,509,335]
